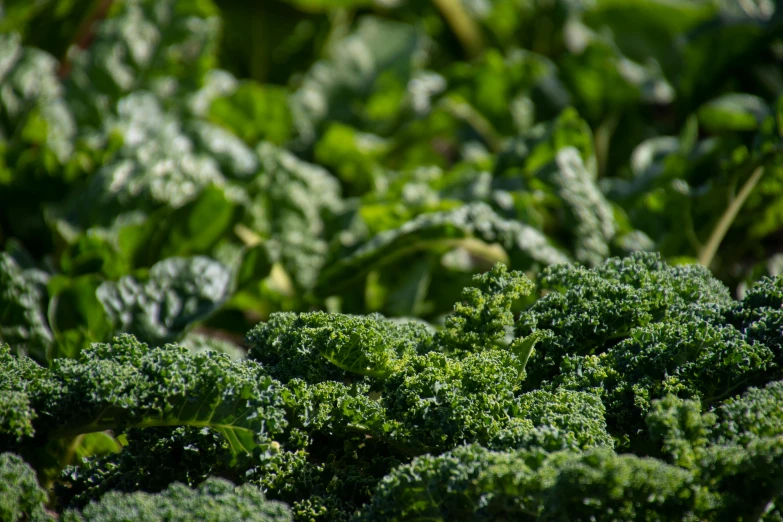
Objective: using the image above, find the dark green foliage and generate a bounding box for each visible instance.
[61,477,291,522]
[0,452,50,522]
[519,252,775,445]
[58,427,235,510]
[247,311,431,383]
[360,445,704,522]
[435,262,534,353]
[0,335,287,458]
[4,0,783,518]
[3,257,783,520]
[0,253,53,362]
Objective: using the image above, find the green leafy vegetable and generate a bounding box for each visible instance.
[4,0,783,520]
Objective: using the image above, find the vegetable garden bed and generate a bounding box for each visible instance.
[1,0,782,520]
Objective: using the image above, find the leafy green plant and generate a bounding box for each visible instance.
[2,0,783,520]
[2,255,783,520]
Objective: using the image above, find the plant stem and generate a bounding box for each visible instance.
[431,0,483,59]
[594,111,620,178]
[440,97,503,152]
[58,0,114,78]
[698,165,765,269]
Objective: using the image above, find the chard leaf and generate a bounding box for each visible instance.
[317,203,568,295]
[96,257,231,345]
[290,16,425,144]
[698,93,771,132]
[0,253,53,363]
[208,82,294,146]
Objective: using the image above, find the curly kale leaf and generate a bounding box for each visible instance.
[699,437,783,522]
[57,426,234,510]
[489,389,614,452]
[712,379,783,445]
[565,317,773,440]
[248,445,400,522]
[645,395,716,469]
[379,348,598,454]
[360,445,703,522]
[543,448,704,522]
[0,344,47,445]
[61,477,291,522]
[519,252,734,385]
[380,349,524,452]
[3,335,286,458]
[0,452,51,522]
[247,312,432,383]
[518,253,774,443]
[726,274,783,367]
[644,387,783,520]
[435,263,534,353]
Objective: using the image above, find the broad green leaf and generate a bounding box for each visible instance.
[290,16,425,144]
[181,331,245,361]
[66,0,221,124]
[0,253,53,363]
[209,82,294,146]
[678,13,781,106]
[317,203,568,295]
[47,274,112,360]
[247,142,343,291]
[96,257,232,345]
[698,93,771,132]
[314,123,390,195]
[582,0,714,81]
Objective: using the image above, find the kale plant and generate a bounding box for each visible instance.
[2,0,783,520]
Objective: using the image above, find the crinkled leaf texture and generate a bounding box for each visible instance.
[96,256,231,345]
[61,477,291,522]
[0,335,287,459]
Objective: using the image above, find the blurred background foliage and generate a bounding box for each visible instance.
[2,0,783,364]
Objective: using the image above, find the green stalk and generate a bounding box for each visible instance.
[594,111,620,178]
[440,97,503,152]
[698,166,765,269]
[431,0,484,59]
